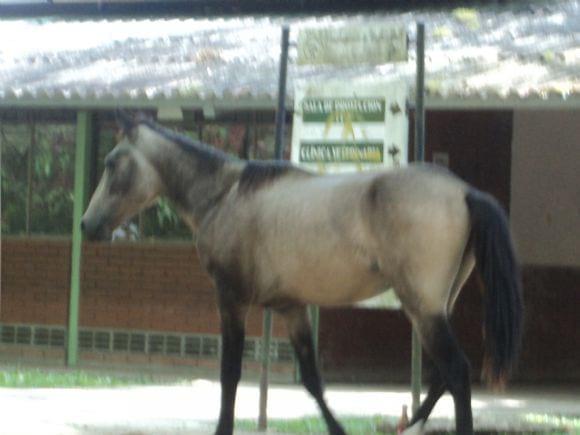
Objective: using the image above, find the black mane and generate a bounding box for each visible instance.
[139,118,310,191]
[239,160,309,193]
[139,119,232,172]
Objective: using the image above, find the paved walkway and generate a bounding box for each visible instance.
[0,379,578,434]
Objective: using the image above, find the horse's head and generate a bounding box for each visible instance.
[81,111,163,241]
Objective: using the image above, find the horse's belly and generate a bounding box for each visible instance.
[276,262,384,306]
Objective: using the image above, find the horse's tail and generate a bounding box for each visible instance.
[465,189,523,388]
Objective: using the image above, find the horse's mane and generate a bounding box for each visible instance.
[239,160,310,193]
[139,117,311,192]
[139,118,233,172]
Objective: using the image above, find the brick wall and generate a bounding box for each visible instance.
[1,237,285,338]
[1,238,71,325]
[2,238,579,383]
[319,266,580,384]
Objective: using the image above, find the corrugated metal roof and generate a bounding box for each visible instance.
[1,1,579,109]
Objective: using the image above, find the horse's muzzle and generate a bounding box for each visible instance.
[81,217,111,241]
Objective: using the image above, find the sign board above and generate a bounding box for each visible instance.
[291,80,408,174]
[297,24,407,66]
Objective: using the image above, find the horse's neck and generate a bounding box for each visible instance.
[143,133,242,228]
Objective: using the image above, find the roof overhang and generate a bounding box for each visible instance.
[2,93,580,111]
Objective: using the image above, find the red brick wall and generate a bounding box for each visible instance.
[2,241,579,383]
[1,238,71,325]
[1,237,285,338]
[320,267,580,384]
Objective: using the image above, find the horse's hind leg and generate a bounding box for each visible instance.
[409,251,476,429]
[415,314,473,435]
[407,365,446,428]
[279,305,346,435]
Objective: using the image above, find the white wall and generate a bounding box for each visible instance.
[511,109,580,267]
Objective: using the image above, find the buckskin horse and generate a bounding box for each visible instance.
[81,112,523,435]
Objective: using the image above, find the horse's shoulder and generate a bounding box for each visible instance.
[238,160,311,193]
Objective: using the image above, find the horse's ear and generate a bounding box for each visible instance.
[115,108,137,138]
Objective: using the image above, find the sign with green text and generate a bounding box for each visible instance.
[299,142,384,163]
[291,80,408,174]
[302,98,386,123]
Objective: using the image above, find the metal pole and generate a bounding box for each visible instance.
[258,26,290,431]
[25,118,35,235]
[274,26,290,160]
[308,305,319,359]
[258,309,273,431]
[411,22,425,414]
[66,110,92,366]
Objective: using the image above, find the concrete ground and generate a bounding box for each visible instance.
[0,379,578,434]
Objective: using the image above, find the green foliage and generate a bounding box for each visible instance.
[1,118,285,239]
[1,122,76,235]
[1,124,32,235]
[140,198,191,240]
[32,124,76,234]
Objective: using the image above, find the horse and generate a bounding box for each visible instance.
[81,111,523,435]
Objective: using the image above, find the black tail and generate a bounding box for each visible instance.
[465,189,523,388]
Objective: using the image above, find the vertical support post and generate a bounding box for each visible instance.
[415,23,425,162]
[26,118,35,235]
[274,26,290,161]
[308,305,319,359]
[258,309,273,431]
[67,110,92,367]
[411,22,426,414]
[258,25,290,432]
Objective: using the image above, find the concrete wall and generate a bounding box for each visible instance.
[511,110,580,267]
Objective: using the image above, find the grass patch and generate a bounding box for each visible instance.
[236,415,580,434]
[523,413,580,432]
[236,416,391,434]
[0,366,160,388]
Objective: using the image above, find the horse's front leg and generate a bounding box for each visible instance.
[215,293,248,435]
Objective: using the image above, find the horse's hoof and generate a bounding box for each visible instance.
[214,424,233,435]
[329,422,347,435]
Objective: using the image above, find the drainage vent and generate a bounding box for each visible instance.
[129,333,146,353]
[166,335,182,355]
[113,332,129,352]
[0,323,293,363]
[49,328,65,347]
[94,331,111,351]
[0,325,15,344]
[148,334,164,354]
[79,330,93,350]
[276,341,294,362]
[33,327,50,346]
[16,326,32,344]
[201,336,219,357]
[243,339,257,360]
[184,336,201,356]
